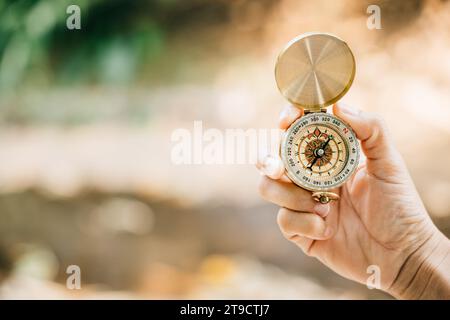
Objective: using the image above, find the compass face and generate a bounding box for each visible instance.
[281,112,360,191]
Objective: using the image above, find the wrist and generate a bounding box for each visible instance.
[388,230,450,299]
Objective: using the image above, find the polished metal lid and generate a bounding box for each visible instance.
[275,32,355,112]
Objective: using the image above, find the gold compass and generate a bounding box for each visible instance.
[275,33,360,204]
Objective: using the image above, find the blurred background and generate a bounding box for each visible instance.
[0,0,449,299]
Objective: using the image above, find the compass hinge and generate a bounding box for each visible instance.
[304,108,328,114]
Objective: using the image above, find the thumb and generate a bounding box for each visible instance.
[333,103,406,182]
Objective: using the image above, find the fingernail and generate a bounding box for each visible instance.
[314,203,330,217]
[279,105,300,122]
[256,155,280,177]
[338,103,358,116]
[261,155,282,177]
[288,105,301,118]
[323,227,333,238]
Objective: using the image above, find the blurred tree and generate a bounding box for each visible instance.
[0,0,236,90]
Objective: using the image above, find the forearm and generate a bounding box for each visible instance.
[389,230,450,299]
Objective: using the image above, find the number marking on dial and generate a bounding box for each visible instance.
[281,113,360,191]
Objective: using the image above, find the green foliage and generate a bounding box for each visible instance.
[0,0,172,90]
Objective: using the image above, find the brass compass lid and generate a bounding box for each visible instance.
[275,32,355,112]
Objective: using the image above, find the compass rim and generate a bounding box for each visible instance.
[280,113,360,192]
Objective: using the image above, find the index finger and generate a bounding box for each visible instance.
[279,104,303,130]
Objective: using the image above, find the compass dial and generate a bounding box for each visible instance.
[281,112,359,191]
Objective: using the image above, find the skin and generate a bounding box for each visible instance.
[257,103,450,299]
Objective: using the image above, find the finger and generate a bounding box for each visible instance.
[259,176,332,216]
[333,103,392,160]
[277,208,333,240]
[256,155,285,179]
[314,203,331,218]
[313,187,340,218]
[279,173,293,183]
[322,200,338,238]
[259,176,316,211]
[333,103,406,181]
[287,234,316,256]
[278,104,302,129]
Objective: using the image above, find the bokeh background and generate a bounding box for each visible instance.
[0,0,449,299]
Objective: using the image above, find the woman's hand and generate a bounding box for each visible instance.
[257,103,450,299]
